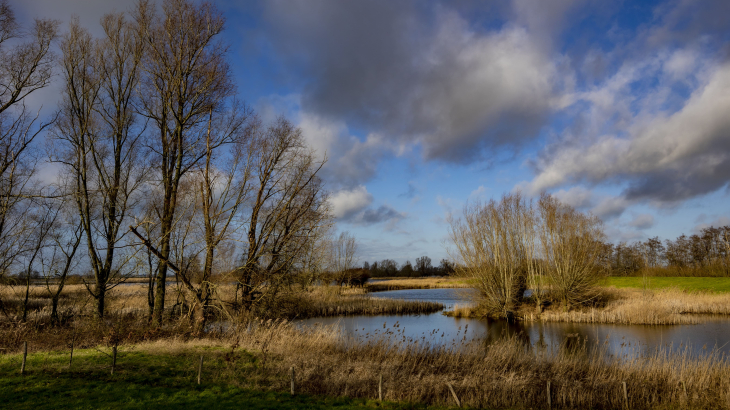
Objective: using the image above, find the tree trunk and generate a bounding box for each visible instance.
[22,273,30,323]
[51,295,60,324]
[95,283,106,318]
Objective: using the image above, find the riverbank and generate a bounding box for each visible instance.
[3,320,729,409]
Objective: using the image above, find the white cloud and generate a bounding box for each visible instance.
[329,186,373,219]
[528,61,730,205]
[552,186,594,209]
[468,185,487,201]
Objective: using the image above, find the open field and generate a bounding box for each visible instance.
[367,277,469,292]
[602,277,730,293]
[3,320,730,409]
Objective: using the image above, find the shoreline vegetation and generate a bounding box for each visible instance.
[442,279,730,325]
[4,320,730,410]
[366,277,470,292]
[4,276,730,408]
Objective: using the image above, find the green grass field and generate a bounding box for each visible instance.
[601,276,730,293]
[0,346,458,410]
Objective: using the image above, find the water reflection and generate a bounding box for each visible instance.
[298,288,730,359]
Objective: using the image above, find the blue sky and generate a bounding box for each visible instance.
[15,0,730,265]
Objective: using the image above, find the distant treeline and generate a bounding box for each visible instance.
[362,257,456,278]
[599,225,730,277]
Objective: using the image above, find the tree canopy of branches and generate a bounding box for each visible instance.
[134,0,236,326]
[448,192,605,319]
[53,14,147,318]
[237,118,329,313]
[0,0,58,279]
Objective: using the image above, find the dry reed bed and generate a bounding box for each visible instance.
[137,320,730,409]
[443,287,730,325]
[302,297,443,317]
[534,288,730,325]
[0,283,444,327]
[367,277,469,292]
[282,287,444,318]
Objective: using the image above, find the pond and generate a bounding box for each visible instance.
[298,288,730,358]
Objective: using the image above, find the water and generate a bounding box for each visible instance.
[298,288,730,358]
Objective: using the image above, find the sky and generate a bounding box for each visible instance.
[13,0,730,265]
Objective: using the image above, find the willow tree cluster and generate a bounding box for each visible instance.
[448,193,605,319]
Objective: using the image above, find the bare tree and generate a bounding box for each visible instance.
[414,256,432,276]
[448,193,530,320]
[237,118,330,312]
[38,189,83,325]
[134,0,235,326]
[171,106,252,333]
[53,14,147,318]
[296,222,334,290]
[0,1,58,278]
[331,231,358,288]
[18,198,59,322]
[538,194,604,309]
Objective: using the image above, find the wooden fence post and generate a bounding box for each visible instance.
[290,366,296,395]
[379,374,383,401]
[622,381,628,409]
[69,340,74,369]
[446,382,461,408]
[111,345,117,375]
[20,342,27,375]
[547,381,551,409]
[197,355,204,385]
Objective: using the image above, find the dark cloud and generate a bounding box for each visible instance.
[16,0,150,36]
[260,0,557,164]
[529,51,730,208]
[360,206,405,225]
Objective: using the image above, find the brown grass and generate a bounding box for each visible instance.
[40,319,730,409]
[263,286,444,319]
[443,287,730,325]
[367,277,469,292]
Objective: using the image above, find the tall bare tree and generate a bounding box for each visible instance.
[170,106,252,333]
[0,1,58,278]
[53,14,147,318]
[237,118,330,311]
[134,0,235,326]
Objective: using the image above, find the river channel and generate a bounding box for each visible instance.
[298,288,730,358]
